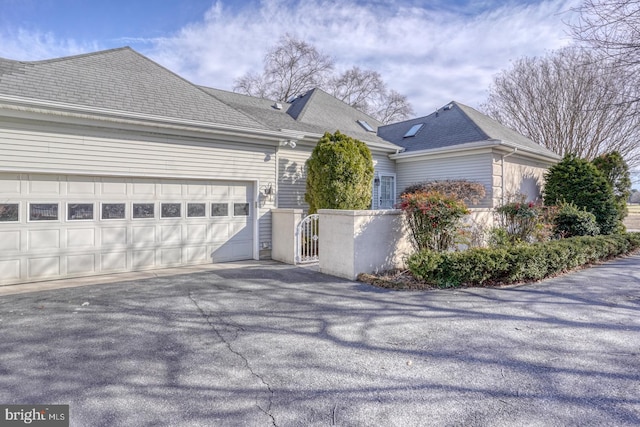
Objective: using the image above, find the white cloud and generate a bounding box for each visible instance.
[146,0,580,115]
[0,28,98,60]
[0,0,581,116]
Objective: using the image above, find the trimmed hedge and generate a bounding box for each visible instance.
[407,233,640,288]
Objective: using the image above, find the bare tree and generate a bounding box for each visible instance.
[234,34,334,102]
[327,67,414,123]
[328,67,385,112]
[571,0,640,69]
[234,35,413,124]
[370,90,414,125]
[482,47,640,166]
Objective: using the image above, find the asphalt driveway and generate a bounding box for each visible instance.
[1,256,639,426]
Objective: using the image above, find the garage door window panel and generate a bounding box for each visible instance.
[0,204,19,222]
[233,203,250,217]
[161,203,181,218]
[187,203,206,218]
[67,203,94,221]
[29,203,59,221]
[133,203,155,219]
[101,203,126,220]
[211,203,228,217]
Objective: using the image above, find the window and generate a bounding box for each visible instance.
[0,204,19,222]
[102,203,125,220]
[187,203,206,218]
[374,174,396,210]
[29,203,58,221]
[161,203,181,218]
[403,123,424,138]
[133,203,155,219]
[211,203,228,217]
[68,203,94,220]
[357,120,375,132]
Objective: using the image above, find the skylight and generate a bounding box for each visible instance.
[403,123,424,138]
[357,120,375,132]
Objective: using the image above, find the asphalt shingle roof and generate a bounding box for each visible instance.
[0,47,555,159]
[378,101,559,158]
[203,87,401,150]
[0,47,266,130]
[288,88,389,143]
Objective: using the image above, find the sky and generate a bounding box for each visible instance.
[0,0,580,117]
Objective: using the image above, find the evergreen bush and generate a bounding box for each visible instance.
[544,154,620,234]
[407,233,640,288]
[305,131,374,213]
[553,202,600,237]
[592,151,632,221]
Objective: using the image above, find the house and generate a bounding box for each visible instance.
[0,47,559,285]
[379,102,560,208]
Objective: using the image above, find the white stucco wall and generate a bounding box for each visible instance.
[493,153,555,204]
[318,209,412,280]
[271,208,304,265]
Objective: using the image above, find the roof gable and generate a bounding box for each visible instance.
[287,88,385,141]
[203,86,401,150]
[0,47,266,130]
[379,101,558,158]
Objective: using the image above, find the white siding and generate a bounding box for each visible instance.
[277,146,312,211]
[372,152,397,209]
[277,147,397,211]
[0,119,277,259]
[396,153,493,208]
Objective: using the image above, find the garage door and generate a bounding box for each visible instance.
[0,174,255,285]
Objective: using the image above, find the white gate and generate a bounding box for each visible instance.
[296,214,319,264]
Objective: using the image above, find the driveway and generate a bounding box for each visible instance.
[0,256,639,426]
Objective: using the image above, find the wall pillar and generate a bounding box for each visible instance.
[271,208,304,265]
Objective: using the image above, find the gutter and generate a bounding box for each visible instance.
[390,139,560,163]
[0,94,293,144]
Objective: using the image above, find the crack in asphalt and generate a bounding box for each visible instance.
[188,291,277,426]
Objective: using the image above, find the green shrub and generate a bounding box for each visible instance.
[592,151,631,221]
[553,202,600,237]
[305,131,374,214]
[398,191,469,252]
[495,196,541,243]
[544,154,620,234]
[487,227,512,248]
[407,233,640,288]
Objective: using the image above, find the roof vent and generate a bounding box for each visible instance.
[443,103,454,111]
[273,102,283,110]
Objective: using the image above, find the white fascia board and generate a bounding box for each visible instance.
[287,130,401,153]
[492,141,562,163]
[391,139,560,163]
[0,95,288,145]
[391,140,497,161]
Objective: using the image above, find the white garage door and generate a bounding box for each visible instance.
[0,174,255,285]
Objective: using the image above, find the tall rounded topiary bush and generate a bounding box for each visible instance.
[305,131,374,214]
[592,151,631,221]
[544,154,620,234]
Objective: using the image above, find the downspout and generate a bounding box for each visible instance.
[501,147,518,205]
